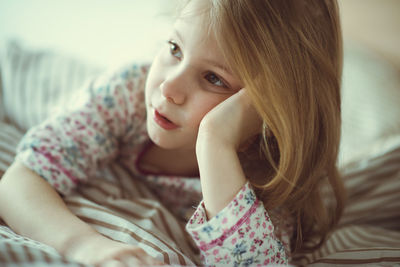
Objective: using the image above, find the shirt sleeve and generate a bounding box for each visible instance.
[15,63,149,195]
[186,182,290,266]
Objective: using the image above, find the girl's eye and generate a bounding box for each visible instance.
[204,72,228,88]
[167,40,182,59]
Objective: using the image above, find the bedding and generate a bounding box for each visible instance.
[0,41,400,266]
[0,41,102,131]
[1,121,400,266]
[0,122,199,266]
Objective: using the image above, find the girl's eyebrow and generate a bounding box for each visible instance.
[172,29,183,43]
[172,29,233,76]
[202,59,233,77]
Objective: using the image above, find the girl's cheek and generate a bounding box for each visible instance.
[192,96,225,121]
[148,53,169,86]
[158,47,173,65]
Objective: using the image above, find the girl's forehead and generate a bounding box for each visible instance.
[179,0,210,15]
[177,0,212,29]
[172,0,236,79]
[173,4,215,47]
[173,16,218,55]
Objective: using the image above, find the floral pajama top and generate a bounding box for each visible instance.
[16,63,292,266]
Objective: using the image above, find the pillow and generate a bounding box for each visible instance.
[0,58,4,122]
[0,41,102,131]
[0,121,23,177]
[339,42,400,166]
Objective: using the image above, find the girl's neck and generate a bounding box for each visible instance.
[138,142,199,177]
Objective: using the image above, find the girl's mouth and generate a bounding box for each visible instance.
[154,110,179,130]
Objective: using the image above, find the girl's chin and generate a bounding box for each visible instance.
[148,130,176,148]
[146,121,197,150]
[148,131,195,151]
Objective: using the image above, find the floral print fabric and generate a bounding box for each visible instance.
[15,63,291,266]
[187,183,288,266]
[16,64,150,195]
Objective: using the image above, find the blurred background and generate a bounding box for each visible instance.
[0,0,399,68]
[340,0,400,69]
[0,0,175,68]
[0,0,399,165]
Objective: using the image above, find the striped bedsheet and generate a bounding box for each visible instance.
[293,135,400,266]
[0,41,102,132]
[1,121,400,266]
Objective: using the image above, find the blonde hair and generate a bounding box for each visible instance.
[179,0,346,252]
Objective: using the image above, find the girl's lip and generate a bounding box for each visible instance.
[154,109,179,130]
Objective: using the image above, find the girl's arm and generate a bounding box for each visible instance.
[0,64,163,265]
[196,136,247,219]
[0,161,163,265]
[196,89,261,218]
[189,89,289,266]
[0,161,96,254]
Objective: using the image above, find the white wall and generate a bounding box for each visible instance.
[2,0,399,68]
[0,0,175,68]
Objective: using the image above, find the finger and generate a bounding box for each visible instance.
[124,256,142,266]
[99,259,125,267]
[129,249,165,266]
[115,249,158,266]
[131,251,164,266]
[113,252,140,267]
[142,255,165,266]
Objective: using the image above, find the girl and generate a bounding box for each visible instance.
[0,0,345,266]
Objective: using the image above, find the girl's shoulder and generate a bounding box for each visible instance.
[93,62,151,90]
[65,62,151,115]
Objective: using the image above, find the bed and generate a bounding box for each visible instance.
[1,4,400,260]
[1,38,400,266]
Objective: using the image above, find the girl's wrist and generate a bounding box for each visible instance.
[196,137,236,163]
[60,226,100,260]
[196,136,246,218]
[196,129,238,157]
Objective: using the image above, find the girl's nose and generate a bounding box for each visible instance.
[160,72,187,105]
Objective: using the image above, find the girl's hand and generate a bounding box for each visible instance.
[196,88,262,218]
[197,88,262,151]
[64,232,164,266]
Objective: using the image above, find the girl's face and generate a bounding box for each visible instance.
[145,0,242,151]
